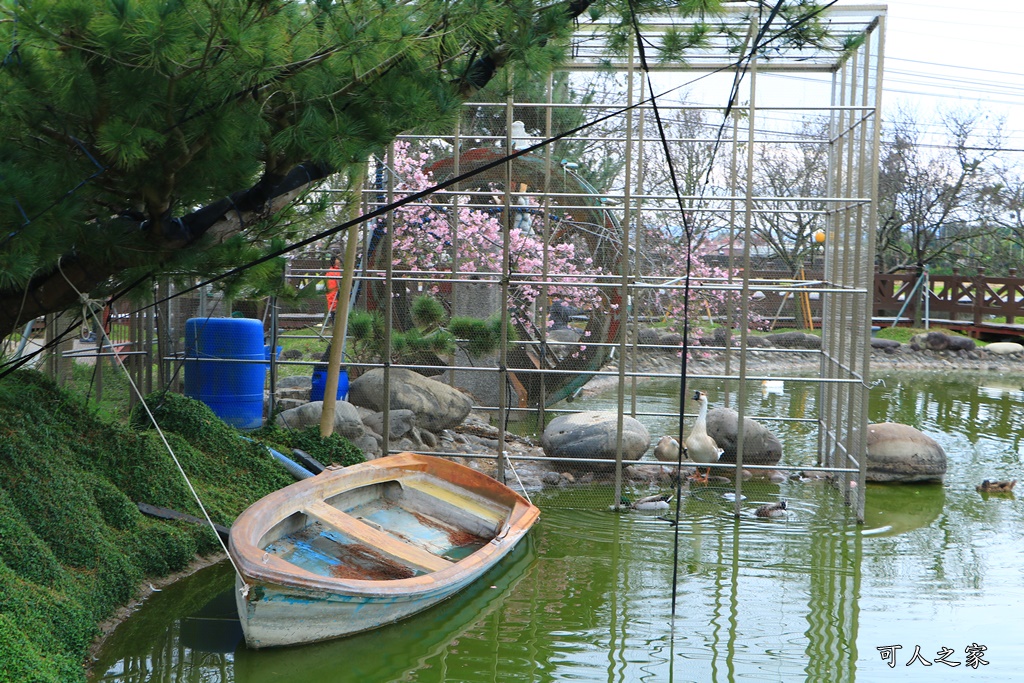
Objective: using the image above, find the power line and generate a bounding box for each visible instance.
[888,0,1024,16]
[888,57,1024,79]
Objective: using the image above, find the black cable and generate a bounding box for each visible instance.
[3,2,853,392]
[626,0,836,620]
[627,0,698,621]
[143,78,708,312]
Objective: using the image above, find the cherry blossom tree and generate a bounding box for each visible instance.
[383,141,606,335]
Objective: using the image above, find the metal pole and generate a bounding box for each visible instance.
[449,115,461,389]
[269,294,279,419]
[538,72,554,425]
[734,37,758,517]
[613,42,637,511]
[497,82,513,482]
[383,146,395,454]
[923,267,930,329]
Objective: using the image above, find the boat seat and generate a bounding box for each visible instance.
[399,479,505,526]
[304,500,453,573]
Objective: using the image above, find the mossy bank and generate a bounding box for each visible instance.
[0,370,363,683]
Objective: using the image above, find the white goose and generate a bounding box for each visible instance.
[686,390,723,483]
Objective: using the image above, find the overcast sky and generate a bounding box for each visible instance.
[668,2,1024,157]
[876,0,1023,152]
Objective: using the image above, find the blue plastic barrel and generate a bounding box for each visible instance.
[310,367,348,402]
[184,318,266,430]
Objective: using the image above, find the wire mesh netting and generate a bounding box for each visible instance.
[19,5,884,522]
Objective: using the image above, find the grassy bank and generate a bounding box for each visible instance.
[0,370,362,683]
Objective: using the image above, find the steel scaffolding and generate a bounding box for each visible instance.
[326,4,884,520]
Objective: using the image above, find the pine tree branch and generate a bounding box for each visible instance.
[0,161,331,335]
[0,0,598,334]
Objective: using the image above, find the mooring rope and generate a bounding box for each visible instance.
[504,453,532,506]
[55,259,250,595]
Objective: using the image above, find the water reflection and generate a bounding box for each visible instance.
[94,372,1023,682]
[861,484,945,537]
[92,562,239,682]
[234,537,538,682]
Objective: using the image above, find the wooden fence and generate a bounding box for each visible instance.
[874,268,1024,327]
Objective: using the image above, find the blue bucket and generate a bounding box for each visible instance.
[310,368,349,402]
[184,318,266,430]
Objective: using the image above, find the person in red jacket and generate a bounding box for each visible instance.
[325,254,341,323]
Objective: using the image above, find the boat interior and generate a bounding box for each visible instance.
[258,477,512,581]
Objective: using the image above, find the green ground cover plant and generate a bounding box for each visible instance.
[0,370,361,682]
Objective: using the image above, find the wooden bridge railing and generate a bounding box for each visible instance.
[873,269,1024,325]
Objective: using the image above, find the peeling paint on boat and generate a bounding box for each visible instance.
[228,452,539,648]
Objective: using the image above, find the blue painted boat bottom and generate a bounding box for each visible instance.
[264,523,426,581]
[263,499,488,582]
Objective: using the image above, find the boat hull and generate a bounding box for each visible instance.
[229,452,539,648]
[234,535,520,647]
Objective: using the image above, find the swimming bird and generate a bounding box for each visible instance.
[976,479,1016,494]
[755,500,788,518]
[618,494,673,511]
[653,435,680,463]
[685,390,723,483]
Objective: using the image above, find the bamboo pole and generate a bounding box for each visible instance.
[320,166,366,437]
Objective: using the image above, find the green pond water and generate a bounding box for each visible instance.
[92,372,1024,682]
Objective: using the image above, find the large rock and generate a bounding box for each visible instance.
[908,331,975,352]
[541,411,650,470]
[871,337,901,352]
[910,331,951,351]
[361,409,417,440]
[764,332,821,349]
[866,422,946,483]
[274,400,365,440]
[348,368,472,432]
[705,407,782,467]
[947,335,976,352]
[985,341,1024,356]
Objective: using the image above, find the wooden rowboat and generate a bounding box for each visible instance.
[228,452,540,648]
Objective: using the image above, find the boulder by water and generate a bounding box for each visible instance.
[348,368,472,432]
[870,337,901,352]
[865,422,946,483]
[985,341,1024,356]
[705,407,782,467]
[541,411,650,470]
[764,332,821,349]
[909,331,976,353]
